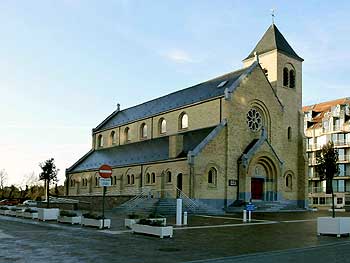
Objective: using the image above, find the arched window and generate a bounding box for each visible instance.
[82,179,85,186]
[159,118,167,134]
[131,174,135,184]
[110,131,117,145]
[179,112,188,130]
[167,171,172,183]
[283,67,289,86]
[289,70,295,88]
[97,134,103,148]
[95,177,98,186]
[124,127,130,143]
[127,174,130,185]
[286,174,292,190]
[140,123,147,139]
[288,127,292,141]
[151,173,156,184]
[70,179,73,187]
[208,167,217,186]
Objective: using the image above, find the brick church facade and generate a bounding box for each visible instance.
[65,24,307,209]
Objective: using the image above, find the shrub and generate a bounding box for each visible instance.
[127,213,140,219]
[60,210,77,217]
[83,212,103,220]
[24,208,36,213]
[148,212,164,219]
[0,207,9,210]
[138,218,164,227]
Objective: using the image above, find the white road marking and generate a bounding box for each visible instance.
[98,230,132,235]
[280,219,317,223]
[197,215,269,222]
[174,221,278,230]
[0,230,14,239]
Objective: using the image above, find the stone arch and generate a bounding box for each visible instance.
[249,99,271,140]
[248,153,279,201]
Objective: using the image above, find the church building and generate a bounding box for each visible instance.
[65,23,307,209]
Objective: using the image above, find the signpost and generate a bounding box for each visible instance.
[245,203,255,222]
[98,164,112,229]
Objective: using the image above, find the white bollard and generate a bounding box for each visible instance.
[183,211,188,225]
[243,210,247,223]
[176,198,183,226]
[248,210,252,222]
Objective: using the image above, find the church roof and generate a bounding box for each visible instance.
[67,126,215,173]
[94,65,255,132]
[244,24,303,62]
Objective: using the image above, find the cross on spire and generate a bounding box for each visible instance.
[270,8,275,24]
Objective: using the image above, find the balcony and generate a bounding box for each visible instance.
[339,155,350,163]
[309,187,326,193]
[334,140,350,147]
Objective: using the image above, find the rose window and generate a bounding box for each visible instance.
[247,108,262,132]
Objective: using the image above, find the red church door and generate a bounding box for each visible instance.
[251,178,264,200]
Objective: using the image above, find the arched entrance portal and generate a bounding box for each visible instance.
[250,156,278,201]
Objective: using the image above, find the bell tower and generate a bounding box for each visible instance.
[242,23,303,109]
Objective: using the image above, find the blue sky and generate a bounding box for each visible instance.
[0,1,349,186]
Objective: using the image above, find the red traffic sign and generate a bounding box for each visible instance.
[98,164,112,178]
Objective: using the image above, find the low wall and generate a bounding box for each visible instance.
[65,195,133,211]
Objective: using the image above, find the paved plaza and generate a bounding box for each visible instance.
[1,211,350,262]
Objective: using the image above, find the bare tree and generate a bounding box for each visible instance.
[0,169,8,190]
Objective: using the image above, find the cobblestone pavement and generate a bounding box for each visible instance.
[0,211,349,263]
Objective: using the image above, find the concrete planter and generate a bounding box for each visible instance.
[38,208,60,221]
[125,218,140,229]
[58,216,81,225]
[81,217,111,229]
[132,224,173,238]
[22,212,38,219]
[0,209,10,215]
[16,210,25,217]
[317,217,350,237]
[8,210,18,217]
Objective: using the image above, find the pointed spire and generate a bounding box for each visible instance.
[243,24,303,62]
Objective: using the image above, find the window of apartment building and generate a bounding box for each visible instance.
[313,197,318,204]
[337,198,343,205]
[339,149,345,161]
[322,120,329,133]
[333,118,340,131]
[140,123,147,139]
[339,164,345,177]
[159,118,167,134]
[110,131,117,145]
[319,197,326,204]
[179,112,188,130]
[308,167,313,178]
[338,180,345,192]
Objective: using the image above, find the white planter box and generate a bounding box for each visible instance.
[132,224,173,238]
[58,216,81,225]
[317,217,350,237]
[81,217,111,229]
[16,210,25,217]
[8,210,18,217]
[22,212,38,219]
[0,209,10,215]
[38,208,59,221]
[125,218,140,229]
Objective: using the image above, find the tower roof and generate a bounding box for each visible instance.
[244,24,303,62]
